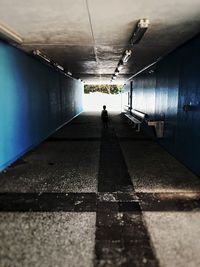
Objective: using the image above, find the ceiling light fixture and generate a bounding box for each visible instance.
[32,50,76,80]
[54,63,64,71]
[110,18,149,83]
[130,18,149,45]
[66,71,72,76]
[148,69,154,74]
[0,22,23,44]
[122,50,132,64]
[115,70,120,76]
[117,64,123,71]
[33,50,51,63]
[111,50,132,82]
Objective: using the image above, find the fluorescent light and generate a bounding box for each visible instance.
[54,63,64,71]
[66,71,72,76]
[115,70,120,76]
[130,18,149,45]
[117,65,123,71]
[0,22,23,44]
[33,49,75,80]
[33,50,51,63]
[122,50,132,63]
[111,49,132,82]
[139,18,149,28]
[148,69,154,74]
[57,65,64,71]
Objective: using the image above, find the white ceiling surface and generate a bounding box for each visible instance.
[0,0,200,83]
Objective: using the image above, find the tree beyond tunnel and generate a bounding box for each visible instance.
[84,84,123,94]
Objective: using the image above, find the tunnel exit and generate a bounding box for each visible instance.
[83,84,123,112]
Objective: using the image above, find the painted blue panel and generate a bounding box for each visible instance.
[124,34,200,175]
[175,38,200,173]
[132,73,156,116]
[0,40,83,171]
[155,56,179,154]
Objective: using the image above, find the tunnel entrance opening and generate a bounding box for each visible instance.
[83,84,123,112]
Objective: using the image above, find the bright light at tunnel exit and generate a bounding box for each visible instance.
[83,84,123,112]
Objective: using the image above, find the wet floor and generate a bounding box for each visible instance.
[0,112,200,267]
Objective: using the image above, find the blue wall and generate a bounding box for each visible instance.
[0,40,83,171]
[125,34,200,175]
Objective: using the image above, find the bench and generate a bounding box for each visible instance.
[123,107,165,137]
[124,109,147,132]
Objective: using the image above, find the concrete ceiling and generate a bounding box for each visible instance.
[0,0,200,84]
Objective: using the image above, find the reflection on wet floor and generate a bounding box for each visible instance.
[0,112,200,267]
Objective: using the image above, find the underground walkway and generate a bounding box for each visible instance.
[0,112,200,267]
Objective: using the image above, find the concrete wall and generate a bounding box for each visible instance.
[124,34,200,175]
[0,40,83,171]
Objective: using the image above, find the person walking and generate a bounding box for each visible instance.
[101,105,109,128]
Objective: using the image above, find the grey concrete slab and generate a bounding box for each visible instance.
[120,140,200,192]
[143,212,200,267]
[0,113,102,193]
[0,141,99,193]
[23,141,86,163]
[2,112,200,267]
[0,212,96,267]
[52,112,102,139]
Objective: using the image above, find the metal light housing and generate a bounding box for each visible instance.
[130,19,149,45]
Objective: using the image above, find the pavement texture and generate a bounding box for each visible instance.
[0,111,200,267]
[0,212,96,267]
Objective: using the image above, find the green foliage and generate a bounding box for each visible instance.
[84,84,123,94]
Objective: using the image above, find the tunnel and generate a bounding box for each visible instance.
[0,1,200,266]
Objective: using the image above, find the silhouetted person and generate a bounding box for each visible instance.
[101,105,108,128]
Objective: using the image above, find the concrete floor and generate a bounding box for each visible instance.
[0,112,200,267]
